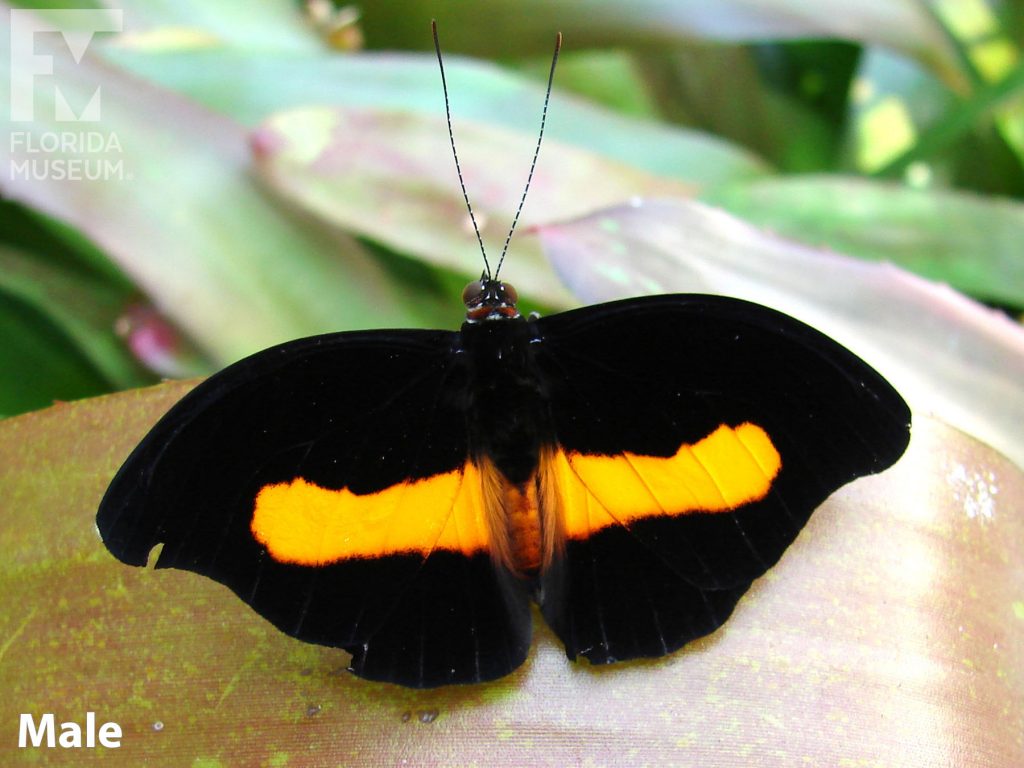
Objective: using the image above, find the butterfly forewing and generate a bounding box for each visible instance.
[531,295,911,664]
[96,329,532,688]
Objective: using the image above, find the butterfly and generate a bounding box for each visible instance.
[95,24,911,688]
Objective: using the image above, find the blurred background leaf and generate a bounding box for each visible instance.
[703,176,1024,306]
[537,198,1024,469]
[2,2,1023,765]
[1,0,1023,439]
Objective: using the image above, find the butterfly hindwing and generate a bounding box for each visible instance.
[532,295,911,664]
[97,330,532,687]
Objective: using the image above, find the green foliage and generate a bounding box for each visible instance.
[2,0,1023,417]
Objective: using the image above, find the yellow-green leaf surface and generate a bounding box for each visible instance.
[1,385,1021,766]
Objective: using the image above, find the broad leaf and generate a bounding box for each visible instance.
[0,386,1018,765]
[251,106,693,306]
[357,0,964,87]
[100,48,770,189]
[1,6,437,367]
[704,175,1024,306]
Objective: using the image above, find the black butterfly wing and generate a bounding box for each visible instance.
[97,330,531,688]
[532,294,911,664]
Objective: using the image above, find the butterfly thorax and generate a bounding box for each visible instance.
[458,315,556,577]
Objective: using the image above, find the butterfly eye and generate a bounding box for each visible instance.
[498,282,518,306]
[462,280,486,308]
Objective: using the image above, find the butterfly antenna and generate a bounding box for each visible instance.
[433,20,491,279]
[494,30,561,281]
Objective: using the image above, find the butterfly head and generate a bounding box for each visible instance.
[463,277,520,322]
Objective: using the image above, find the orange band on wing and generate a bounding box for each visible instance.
[550,423,782,539]
[251,463,489,565]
